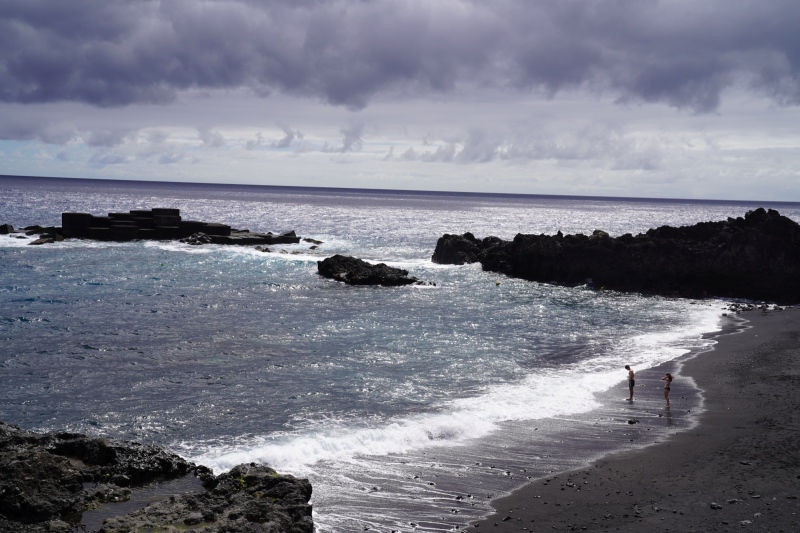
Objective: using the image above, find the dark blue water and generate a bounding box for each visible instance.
[2,175,798,531]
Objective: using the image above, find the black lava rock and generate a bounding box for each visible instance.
[0,422,313,532]
[431,208,800,303]
[318,254,427,286]
[100,463,313,533]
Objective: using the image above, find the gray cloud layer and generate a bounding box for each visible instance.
[2,0,799,112]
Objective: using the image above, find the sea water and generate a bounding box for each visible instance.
[2,176,798,532]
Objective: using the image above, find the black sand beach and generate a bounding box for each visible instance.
[476,306,800,532]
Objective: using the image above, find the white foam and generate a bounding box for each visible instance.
[188,365,602,474]
[265,251,325,263]
[610,302,722,370]
[186,302,722,475]
[0,234,133,250]
[0,234,37,248]
[142,240,215,254]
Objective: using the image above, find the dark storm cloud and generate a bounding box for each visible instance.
[2,0,800,112]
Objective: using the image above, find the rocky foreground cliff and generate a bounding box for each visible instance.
[432,208,800,303]
[0,422,312,532]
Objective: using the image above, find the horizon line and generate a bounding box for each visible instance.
[2,173,799,207]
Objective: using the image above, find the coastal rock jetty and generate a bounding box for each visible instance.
[1,208,302,246]
[0,421,313,533]
[432,208,800,303]
[62,208,302,245]
[318,254,431,286]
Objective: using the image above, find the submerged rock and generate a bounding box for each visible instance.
[431,208,800,303]
[318,254,429,286]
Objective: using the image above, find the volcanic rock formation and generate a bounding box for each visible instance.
[318,254,429,286]
[431,208,800,303]
[0,422,313,533]
[1,208,303,246]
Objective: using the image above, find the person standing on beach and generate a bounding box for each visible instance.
[661,373,673,406]
[625,365,635,400]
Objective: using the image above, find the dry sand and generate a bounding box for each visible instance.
[474,306,800,532]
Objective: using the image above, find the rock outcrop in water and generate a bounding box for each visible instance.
[0,421,313,533]
[431,208,800,303]
[180,229,301,246]
[318,254,431,286]
[1,208,303,246]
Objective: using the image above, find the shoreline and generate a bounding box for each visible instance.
[475,306,800,532]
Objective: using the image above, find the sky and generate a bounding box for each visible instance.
[1,0,800,201]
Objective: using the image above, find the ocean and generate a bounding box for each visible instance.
[2,175,799,532]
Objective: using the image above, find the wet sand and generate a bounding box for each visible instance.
[475,306,800,532]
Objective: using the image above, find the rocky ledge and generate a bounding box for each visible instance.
[0,208,303,246]
[318,254,432,286]
[0,421,312,533]
[180,229,302,246]
[431,208,800,303]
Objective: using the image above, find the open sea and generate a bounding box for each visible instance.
[2,175,799,532]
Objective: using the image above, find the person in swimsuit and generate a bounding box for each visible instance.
[625,365,635,400]
[661,372,673,406]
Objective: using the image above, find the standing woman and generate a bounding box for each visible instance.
[661,373,673,406]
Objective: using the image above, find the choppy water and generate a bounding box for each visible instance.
[2,176,798,531]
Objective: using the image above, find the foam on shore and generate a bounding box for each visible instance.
[476,306,800,532]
